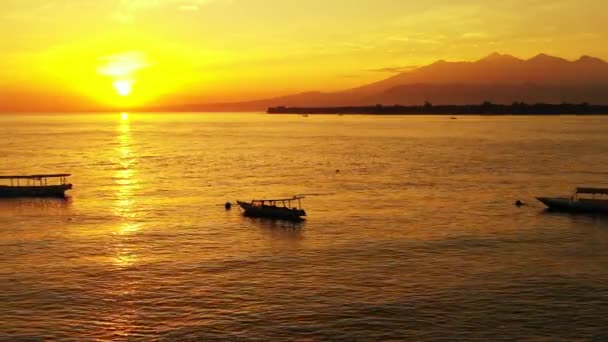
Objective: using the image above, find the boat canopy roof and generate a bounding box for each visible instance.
[576,187,608,195]
[0,174,71,180]
[252,196,305,202]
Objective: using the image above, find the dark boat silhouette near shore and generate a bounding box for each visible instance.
[0,174,73,198]
[237,196,307,221]
[537,187,608,213]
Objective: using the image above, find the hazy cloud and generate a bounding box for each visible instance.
[461,32,489,39]
[366,66,419,73]
[114,0,223,22]
[119,0,215,10]
[179,4,200,11]
[97,51,152,78]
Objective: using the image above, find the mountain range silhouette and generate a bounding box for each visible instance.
[166,53,608,111]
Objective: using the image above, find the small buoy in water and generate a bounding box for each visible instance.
[515,200,524,207]
[225,202,232,210]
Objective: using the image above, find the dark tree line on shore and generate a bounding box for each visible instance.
[267,102,608,115]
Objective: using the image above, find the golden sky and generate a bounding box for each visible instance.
[1,0,607,110]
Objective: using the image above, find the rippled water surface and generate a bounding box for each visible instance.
[1,113,608,340]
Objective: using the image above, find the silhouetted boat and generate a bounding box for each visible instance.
[537,187,608,213]
[237,196,306,221]
[0,174,73,198]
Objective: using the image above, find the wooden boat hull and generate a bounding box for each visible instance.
[537,197,608,213]
[0,184,72,198]
[237,201,306,221]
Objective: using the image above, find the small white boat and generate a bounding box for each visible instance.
[537,187,608,213]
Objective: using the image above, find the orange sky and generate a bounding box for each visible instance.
[1,0,607,111]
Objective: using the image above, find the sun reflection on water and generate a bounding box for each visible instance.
[101,113,142,338]
[113,248,138,268]
[113,114,141,249]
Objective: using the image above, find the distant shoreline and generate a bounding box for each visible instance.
[267,103,608,115]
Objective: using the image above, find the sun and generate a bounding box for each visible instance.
[113,80,133,97]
